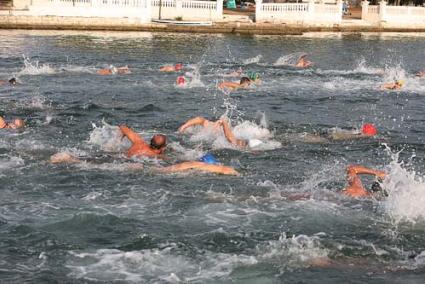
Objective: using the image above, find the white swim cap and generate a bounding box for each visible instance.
[248,139,263,148]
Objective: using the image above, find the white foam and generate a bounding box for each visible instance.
[19,55,56,75]
[273,52,305,66]
[88,121,130,152]
[256,233,329,268]
[67,244,256,283]
[184,65,205,88]
[183,115,280,151]
[243,54,262,65]
[380,146,425,225]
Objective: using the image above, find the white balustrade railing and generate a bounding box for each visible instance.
[29,0,152,21]
[362,1,425,25]
[29,0,223,22]
[256,0,342,24]
[151,0,222,21]
[261,3,309,13]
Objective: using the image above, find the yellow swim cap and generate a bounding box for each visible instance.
[397,80,405,86]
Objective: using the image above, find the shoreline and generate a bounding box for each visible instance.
[3,15,425,34]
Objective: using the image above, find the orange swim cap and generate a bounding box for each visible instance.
[176,76,185,85]
[362,123,377,136]
[175,63,183,71]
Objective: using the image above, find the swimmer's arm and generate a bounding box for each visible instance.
[178,117,209,133]
[0,117,7,128]
[220,119,247,147]
[347,165,386,179]
[218,81,239,90]
[158,161,239,175]
[119,125,147,145]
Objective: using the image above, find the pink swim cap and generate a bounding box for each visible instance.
[362,123,377,136]
[176,76,185,85]
[175,63,183,71]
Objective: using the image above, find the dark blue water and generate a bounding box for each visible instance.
[1,30,425,283]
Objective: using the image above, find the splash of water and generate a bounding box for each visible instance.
[381,146,425,225]
[67,243,257,283]
[88,120,130,152]
[256,233,329,269]
[353,57,385,75]
[19,55,56,75]
[243,54,262,65]
[273,52,305,66]
[183,64,205,88]
[383,64,406,83]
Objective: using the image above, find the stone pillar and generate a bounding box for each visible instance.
[13,0,32,9]
[361,0,369,20]
[308,0,315,22]
[336,0,343,22]
[144,0,152,22]
[217,0,223,20]
[255,0,262,22]
[176,0,183,19]
[378,0,386,22]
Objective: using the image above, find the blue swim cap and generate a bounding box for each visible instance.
[199,153,219,165]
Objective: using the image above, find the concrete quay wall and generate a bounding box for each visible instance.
[2,15,425,34]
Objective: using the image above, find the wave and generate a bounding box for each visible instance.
[66,243,256,283]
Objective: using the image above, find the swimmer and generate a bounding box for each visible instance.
[294,123,378,143]
[97,66,131,75]
[0,78,17,86]
[157,153,239,175]
[380,79,404,90]
[343,165,386,198]
[120,125,167,158]
[176,76,186,86]
[295,54,313,68]
[218,77,251,90]
[160,63,183,72]
[326,123,378,141]
[0,117,25,129]
[179,117,262,149]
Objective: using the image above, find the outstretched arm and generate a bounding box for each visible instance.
[0,116,7,128]
[347,165,386,179]
[120,125,146,145]
[158,161,239,176]
[220,119,247,147]
[178,117,209,133]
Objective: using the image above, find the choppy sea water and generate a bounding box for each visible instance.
[1,30,425,283]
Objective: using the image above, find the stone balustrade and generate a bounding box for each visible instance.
[255,0,343,24]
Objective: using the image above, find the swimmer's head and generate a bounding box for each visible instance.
[8,78,17,85]
[13,119,25,129]
[199,153,219,165]
[396,79,404,87]
[370,181,382,193]
[176,76,185,86]
[175,63,183,71]
[150,134,167,151]
[240,77,251,87]
[247,72,260,81]
[361,123,377,136]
